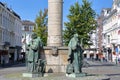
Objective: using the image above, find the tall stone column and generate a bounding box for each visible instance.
[47,0,63,46]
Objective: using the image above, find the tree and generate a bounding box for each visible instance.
[34,9,48,46]
[63,0,97,47]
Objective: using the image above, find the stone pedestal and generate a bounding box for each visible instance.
[66,73,87,78]
[43,47,68,72]
[22,73,43,78]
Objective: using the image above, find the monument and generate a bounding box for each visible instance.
[66,34,86,77]
[47,0,63,46]
[23,33,46,77]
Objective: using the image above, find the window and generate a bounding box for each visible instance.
[0,14,2,25]
[24,26,29,31]
[29,26,34,31]
[108,35,110,43]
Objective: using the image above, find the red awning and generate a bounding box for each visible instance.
[0,50,8,55]
[118,30,120,35]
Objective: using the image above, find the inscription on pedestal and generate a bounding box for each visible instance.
[47,36,62,46]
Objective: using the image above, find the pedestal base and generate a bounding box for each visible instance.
[22,73,43,78]
[66,73,87,78]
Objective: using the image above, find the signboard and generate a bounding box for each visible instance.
[115,47,119,54]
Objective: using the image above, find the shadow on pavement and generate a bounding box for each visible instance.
[89,64,115,67]
[0,62,25,69]
[106,73,120,76]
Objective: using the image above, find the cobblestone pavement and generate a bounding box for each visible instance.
[0,61,120,80]
[0,63,26,80]
[83,61,120,80]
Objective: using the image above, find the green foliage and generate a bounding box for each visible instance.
[34,9,48,46]
[64,0,97,47]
